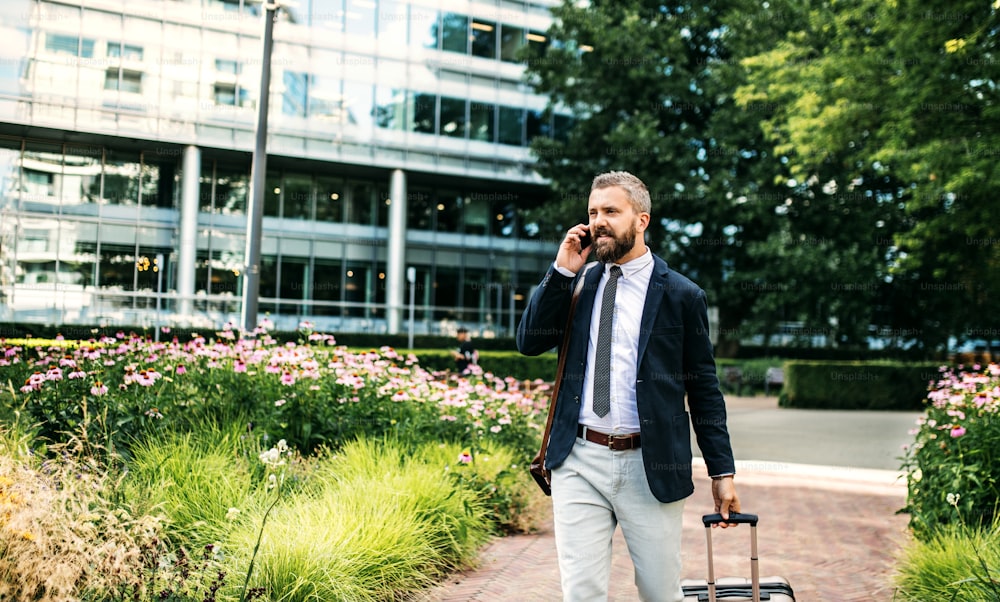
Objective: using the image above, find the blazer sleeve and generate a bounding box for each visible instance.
[516,263,576,356]
[683,287,737,477]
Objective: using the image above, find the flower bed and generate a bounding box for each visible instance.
[0,325,552,601]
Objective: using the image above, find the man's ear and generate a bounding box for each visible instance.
[636,212,651,233]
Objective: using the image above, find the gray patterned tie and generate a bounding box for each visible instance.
[592,265,621,417]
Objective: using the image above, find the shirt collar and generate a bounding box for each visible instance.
[604,248,652,279]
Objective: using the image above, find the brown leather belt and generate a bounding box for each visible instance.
[577,425,641,450]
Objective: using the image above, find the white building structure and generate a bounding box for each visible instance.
[0,0,568,336]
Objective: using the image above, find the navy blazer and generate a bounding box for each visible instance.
[516,254,736,503]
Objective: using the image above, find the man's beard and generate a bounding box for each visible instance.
[594,223,636,264]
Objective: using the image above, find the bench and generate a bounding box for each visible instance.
[764,367,784,395]
[722,366,743,395]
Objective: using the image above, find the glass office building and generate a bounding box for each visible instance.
[0,0,568,336]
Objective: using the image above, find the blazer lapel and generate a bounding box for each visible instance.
[636,255,669,366]
[571,262,604,345]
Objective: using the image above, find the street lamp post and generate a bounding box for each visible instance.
[241,1,280,333]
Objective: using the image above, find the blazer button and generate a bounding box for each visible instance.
[574,395,580,403]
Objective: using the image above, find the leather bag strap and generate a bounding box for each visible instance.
[536,263,596,467]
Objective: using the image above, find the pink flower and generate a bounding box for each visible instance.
[281,371,296,386]
[951,426,967,438]
[68,370,86,379]
[234,360,247,373]
[90,382,108,396]
[458,450,473,464]
[176,365,187,375]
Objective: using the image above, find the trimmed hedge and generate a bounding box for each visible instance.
[410,349,557,382]
[780,360,943,410]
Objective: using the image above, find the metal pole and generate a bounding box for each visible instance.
[155,253,164,342]
[407,266,416,349]
[241,2,279,332]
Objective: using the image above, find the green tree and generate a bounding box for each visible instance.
[523,0,795,353]
[737,0,1000,354]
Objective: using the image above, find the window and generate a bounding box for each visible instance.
[107,42,144,61]
[282,71,310,117]
[215,59,240,75]
[104,69,143,93]
[471,20,497,59]
[500,24,525,62]
[374,87,406,130]
[498,106,524,145]
[469,101,495,142]
[46,34,95,58]
[214,83,237,106]
[439,96,466,137]
[412,93,435,133]
[440,13,469,53]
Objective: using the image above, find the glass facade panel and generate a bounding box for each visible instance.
[265,172,282,217]
[439,96,466,138]
[345,181,373,225]
[412,93,435,133]
[344,262,370,317]
[344,0,376,40]
[440,13,469,54]
[283,174,313,220]
[469,101,495,142]
[464,195,489,236]
[471,20,497,59]
[342,80,374,132]
[407,187,434,230]
[310,0,344,29]
[499,24,525,62]
[312,255,342,316]
[102,151,142,205]
[410,7,438,48]
[98,243,137,291]
[374,86,406,130]
[279,256,308,301]
[434,264,460,320]
[377,0,407,40]
[436,191,462,233]
[498,106,524,145]
[21,142,62,213]
[282,71,310,117]
[259,254,278,300]
[315,176,342,222]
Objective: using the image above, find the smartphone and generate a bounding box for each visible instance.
[579,229,592,251]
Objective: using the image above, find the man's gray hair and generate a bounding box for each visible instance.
[591,171,651,214]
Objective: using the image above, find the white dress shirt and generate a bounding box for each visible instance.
[556,249,654,434]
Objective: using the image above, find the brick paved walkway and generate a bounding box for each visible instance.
[413,396,917,601]
[414,461,909,602]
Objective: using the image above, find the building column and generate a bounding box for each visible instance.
[176,145,200,319]
[386,169,407,334]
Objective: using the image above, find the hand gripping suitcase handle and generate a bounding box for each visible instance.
[702,512,758,527]
[701,513,761,602]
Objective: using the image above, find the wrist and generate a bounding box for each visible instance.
[711,474,734,481]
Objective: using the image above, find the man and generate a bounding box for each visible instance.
[452,327,478,373]
[516,171,740,601]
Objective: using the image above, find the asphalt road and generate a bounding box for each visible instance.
[701,396,922,472]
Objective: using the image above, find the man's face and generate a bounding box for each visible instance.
[587,186,647,264]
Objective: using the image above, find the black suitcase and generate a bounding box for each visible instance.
[680,512,795,601]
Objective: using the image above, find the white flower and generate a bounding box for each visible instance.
[226,507,241,521]
[946,493,961,507]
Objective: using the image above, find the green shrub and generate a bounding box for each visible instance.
[894,518,1000,601]
[780,360,941,410]
[901,364,1000,539]
[225,437,493,601]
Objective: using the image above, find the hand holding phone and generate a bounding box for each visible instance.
[579,229,592,252]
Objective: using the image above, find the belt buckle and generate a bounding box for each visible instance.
[607,434,625,450]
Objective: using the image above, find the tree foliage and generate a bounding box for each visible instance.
[525,0,1000,355]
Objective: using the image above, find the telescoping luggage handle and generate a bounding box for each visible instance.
[702,513,760,602]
